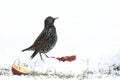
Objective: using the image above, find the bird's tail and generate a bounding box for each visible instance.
[30,50,38,59]
[22,46,33,52]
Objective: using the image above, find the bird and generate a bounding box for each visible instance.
[22,16,58,60]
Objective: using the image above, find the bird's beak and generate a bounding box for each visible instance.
[54,17,59,20]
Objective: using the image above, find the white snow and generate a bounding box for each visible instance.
[0,58,120,80]
[0,75,120,80]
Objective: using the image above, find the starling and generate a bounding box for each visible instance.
[22,16,58,60]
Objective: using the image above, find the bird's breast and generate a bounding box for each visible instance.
[41,27,57,53]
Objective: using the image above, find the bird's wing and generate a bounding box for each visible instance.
[32,30,48,49]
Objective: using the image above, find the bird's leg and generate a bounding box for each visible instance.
[44,54,49,58]
[39,53,44,61]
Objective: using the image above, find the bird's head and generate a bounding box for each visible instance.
[44,16,58,26]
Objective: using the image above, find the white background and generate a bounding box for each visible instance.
[0,0,120,69]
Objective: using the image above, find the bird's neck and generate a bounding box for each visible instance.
[44,24,54,29]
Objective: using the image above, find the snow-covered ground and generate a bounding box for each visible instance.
[1,76,120,80]
[0,68,120,80]
[0,58,120,80]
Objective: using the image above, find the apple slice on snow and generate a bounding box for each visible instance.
[12,64,29,75]
[56,55,76,62]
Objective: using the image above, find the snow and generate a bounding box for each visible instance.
[0,75,120,80]
[85,77,120,80]
[0,58,120,80]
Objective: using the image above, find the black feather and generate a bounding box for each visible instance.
[30,50,38,59]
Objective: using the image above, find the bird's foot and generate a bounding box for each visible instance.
[44,54,55,59]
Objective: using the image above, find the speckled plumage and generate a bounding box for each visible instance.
[22,16,58,60]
